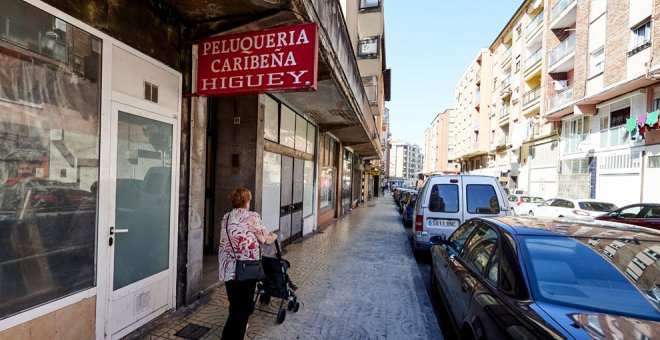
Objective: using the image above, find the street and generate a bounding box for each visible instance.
[126,196,450,339]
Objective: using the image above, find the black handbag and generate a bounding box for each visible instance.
[225,214,265,281]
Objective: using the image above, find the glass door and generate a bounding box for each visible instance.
[106,102,177,337]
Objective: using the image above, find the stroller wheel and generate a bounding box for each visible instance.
[287,300,295,311]
[259,293,271,305]
[293,301,300,313]
[276,308,286,324]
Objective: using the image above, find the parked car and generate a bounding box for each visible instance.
[411,175,510,255]
[429,216,660,339]
[595,203,660,230]
[507,194,544,216]
[401,192,417,228]
[533,198,617,220]
[398,189,414,213]
[528,198,555,216]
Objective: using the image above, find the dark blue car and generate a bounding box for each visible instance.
[402,193,417,227]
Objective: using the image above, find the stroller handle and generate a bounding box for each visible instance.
[274,239,282,258]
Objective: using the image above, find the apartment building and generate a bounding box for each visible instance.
[542,0,659,206]
[489,0,559,197]
[341,0,391,204]
[389,140,423,186]
[423,109,456,174]
[446,0,659,205]
[453,49,494,176]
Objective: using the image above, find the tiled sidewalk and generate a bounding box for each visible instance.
[125,195,442,339]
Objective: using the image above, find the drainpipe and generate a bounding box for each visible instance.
[646,2,657,79]
[640,150,646,203]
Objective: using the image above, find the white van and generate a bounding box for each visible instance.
[412,175,510,254]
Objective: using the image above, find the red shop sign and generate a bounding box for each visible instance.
[196,23,318,96]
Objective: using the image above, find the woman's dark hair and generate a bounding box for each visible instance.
[229,188,251,208]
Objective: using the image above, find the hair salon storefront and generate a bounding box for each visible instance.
[0,0,182,338]
[1,0,381,338]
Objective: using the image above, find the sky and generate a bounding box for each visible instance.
[384,1,523,149]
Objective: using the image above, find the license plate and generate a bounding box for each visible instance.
[429,219,458,228]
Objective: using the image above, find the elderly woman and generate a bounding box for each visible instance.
[219,188,277,340]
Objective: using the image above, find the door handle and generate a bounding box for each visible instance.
[110,226,129,235]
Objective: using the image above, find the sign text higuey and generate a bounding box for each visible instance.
[196,23,318,96]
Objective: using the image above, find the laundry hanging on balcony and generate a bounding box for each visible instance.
[626,110,659,139]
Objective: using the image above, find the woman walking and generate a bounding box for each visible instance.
[219,188,278,340]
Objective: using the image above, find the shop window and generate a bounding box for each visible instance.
[0,0,101,319]
[303,160,313,217]
[358,37,379,59]
[261,151,281,232]
[295,114,307,152]
[306,124,315,154]
[264,95,279,142]
[279,105,296,148]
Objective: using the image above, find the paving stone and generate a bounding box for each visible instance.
[125,196,443,339]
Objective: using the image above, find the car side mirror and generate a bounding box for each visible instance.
[429,236,448,245]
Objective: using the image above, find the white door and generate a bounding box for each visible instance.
[105,101,178,338]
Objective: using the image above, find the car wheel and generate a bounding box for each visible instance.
[528,210,534,216]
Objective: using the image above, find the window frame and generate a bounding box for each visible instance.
[589,46,604,77]
[359,0,381,11]
[357,36,380,59]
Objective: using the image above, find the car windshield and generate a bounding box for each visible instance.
[579,201,617,212]
[520,236,660,320]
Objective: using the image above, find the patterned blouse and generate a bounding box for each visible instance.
[218,208,271,282]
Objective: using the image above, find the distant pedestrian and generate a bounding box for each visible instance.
[219,188,278,340]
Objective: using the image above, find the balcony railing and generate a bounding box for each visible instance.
[499,106,511,119]
[552,0,576,20]
[549,86,574,110]
[599,126,631,149]
[501,74,511,88]
[502,46,512,62]
[524,48,542,72]
[548,34,576,66]
[527,10,544,34]
[523,86,541,106]
[563,134,586,154]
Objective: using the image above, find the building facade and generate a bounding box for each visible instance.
[440,0,659,205]
[423,109,455,174]
[453,49,493,175]
[0,0,386,338]
[389,140,423,187]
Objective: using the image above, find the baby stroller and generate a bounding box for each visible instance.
[254,240,301,324]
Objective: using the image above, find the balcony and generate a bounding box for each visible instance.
[599,126,631,149]
[548,34,576,72]
[524,48,542,76]
[501,46,512,65]
[549,86,574,110]
[522,86,541,108]
[562,134,586,154]
[550,0,577,29]
[499,106,511,126]
[526,10,544,45]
